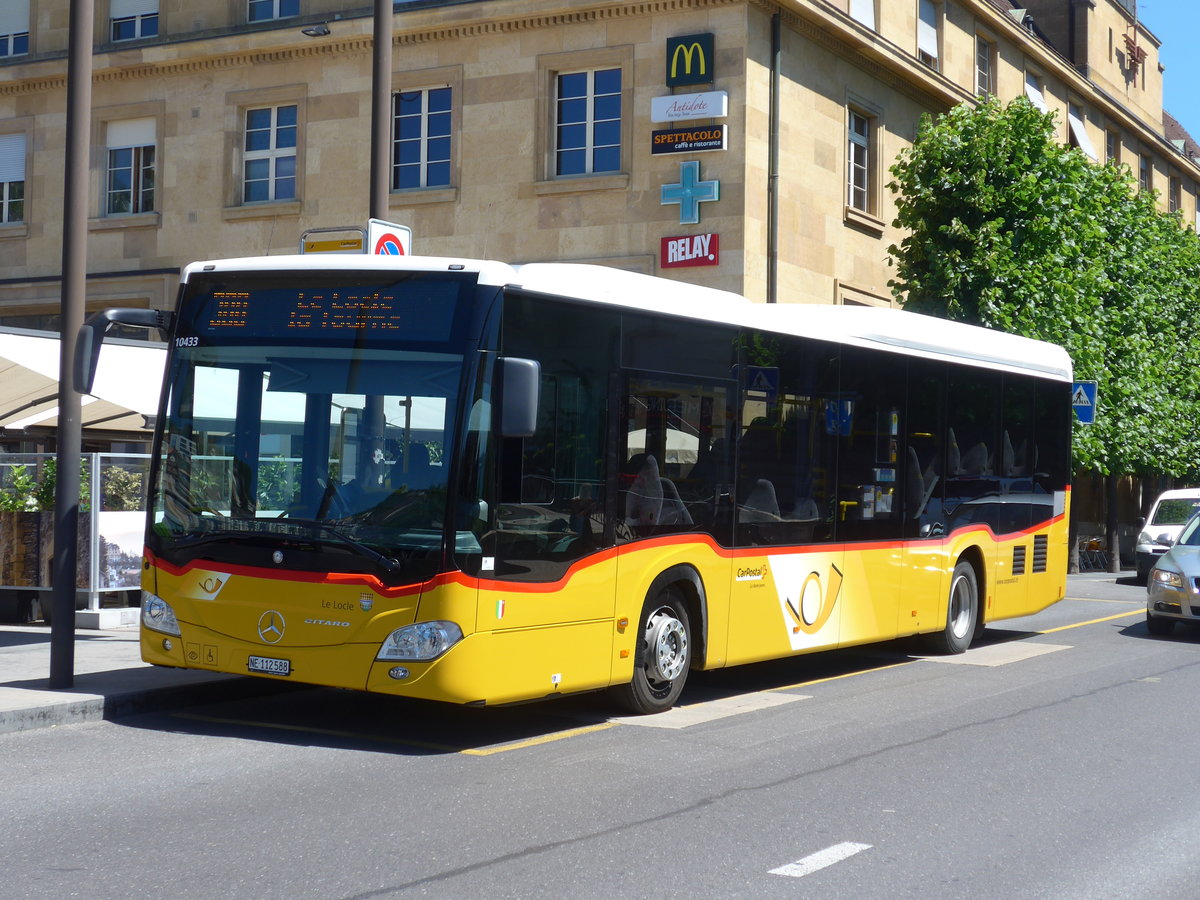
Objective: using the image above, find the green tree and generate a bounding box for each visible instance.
[888,96,1200,478]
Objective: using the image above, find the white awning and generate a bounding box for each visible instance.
[917,0,939,61]
[1024,73,1049,112]
[850,0,875,29]
[0,329,164,434]
[1067,105,1098,160]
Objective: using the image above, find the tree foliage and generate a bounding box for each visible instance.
[888,97,1200,476]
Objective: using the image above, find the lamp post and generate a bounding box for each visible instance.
[50,0,95,689]
[371,0,392,220]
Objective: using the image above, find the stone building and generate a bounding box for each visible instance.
[0,0,1196,385]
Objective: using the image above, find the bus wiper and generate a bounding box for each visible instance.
[309,522,402,574]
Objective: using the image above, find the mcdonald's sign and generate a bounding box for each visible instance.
[666,33,714,87]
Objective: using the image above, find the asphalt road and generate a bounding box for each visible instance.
[5,573,1194,899]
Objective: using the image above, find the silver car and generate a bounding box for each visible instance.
[1146,511,1200,636]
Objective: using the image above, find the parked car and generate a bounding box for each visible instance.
[1135,488,1200,584]
[1146,511,1200,636]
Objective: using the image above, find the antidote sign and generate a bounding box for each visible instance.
[661,233,719,268]
[651,125,727,155]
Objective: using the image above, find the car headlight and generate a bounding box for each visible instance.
[1152,569,1185,589]
[376,621,463,661]
[141,591,181,636]
[1136,531,1153,546]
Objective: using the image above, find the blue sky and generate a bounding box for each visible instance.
[1137,0,1200,138]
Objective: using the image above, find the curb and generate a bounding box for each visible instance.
[0,675,300,736]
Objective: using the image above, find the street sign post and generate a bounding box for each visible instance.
[1072,380,1098,425]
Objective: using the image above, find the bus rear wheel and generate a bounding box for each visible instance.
[611,587,691,714]
[924,560,978,654]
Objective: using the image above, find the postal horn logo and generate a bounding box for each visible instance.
[667,33,714,87]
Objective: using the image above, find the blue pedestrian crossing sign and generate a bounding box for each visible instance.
[1071,380,1097,425]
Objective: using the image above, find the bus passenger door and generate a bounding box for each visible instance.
[901,360,949,637]
[833,348,906,645]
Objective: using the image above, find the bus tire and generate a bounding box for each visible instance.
[611,586,691,714]
[924,559,978,654]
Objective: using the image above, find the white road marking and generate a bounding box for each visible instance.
[770,842,872,878]
[915,641,1071,667]
[611,691,810,729]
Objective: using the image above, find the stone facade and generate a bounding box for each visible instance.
[0,0,1196,323]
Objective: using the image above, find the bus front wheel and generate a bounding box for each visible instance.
[924,560,978,654]
[611,587,691,714]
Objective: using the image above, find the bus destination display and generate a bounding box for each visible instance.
[208,291,404,332]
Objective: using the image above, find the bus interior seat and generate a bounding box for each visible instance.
[739,478,780,521]
[625,454,664,528]
[658,477,693,527]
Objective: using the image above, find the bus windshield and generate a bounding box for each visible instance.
[149,270,484,583]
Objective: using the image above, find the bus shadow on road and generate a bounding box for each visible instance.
[116,628,1057,755]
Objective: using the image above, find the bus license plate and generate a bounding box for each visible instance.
[247,655,291,676]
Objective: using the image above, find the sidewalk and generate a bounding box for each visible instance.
[0,622,259,736]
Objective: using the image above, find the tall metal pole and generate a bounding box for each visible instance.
[50,0,94,688]
[370,0,393,220]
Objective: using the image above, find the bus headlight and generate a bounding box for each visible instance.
[377,621,463,661]
[142,591,181,636]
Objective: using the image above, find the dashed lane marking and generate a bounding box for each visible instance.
[916,641,1072,667]
[611,690,810,729]
[770,842,872,878]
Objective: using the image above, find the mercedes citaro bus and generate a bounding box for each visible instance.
[77,255,1072,713]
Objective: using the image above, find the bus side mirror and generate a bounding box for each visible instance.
[75,308,172,393]
[499,357,540,438]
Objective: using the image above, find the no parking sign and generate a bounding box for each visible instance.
[368,218,412,256]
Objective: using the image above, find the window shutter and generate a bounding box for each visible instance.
[0,133,26,182]
[0,0,29,36]
[850,0,875,29]
[106,118,156,149]
[917,1,938,59]
[110,0,157,18]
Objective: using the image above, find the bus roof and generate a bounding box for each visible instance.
[180,254,1073,383]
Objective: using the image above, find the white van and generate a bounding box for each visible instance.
[1136,488,1200,583]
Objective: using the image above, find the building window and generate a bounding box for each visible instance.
[0,0,29,58]
[1105,130,1120,166]
[243,105,297,203]
[111,0,158,41]
[1066,103,1097,160]
[248,0,298,23]
[1139,153,1152,193]
[0,133,25,224]
[392,87,451,190]
[847,109,873,213]
[105,119,155,215]
[917,0,940,69]
[555,68,622,177]
[850,0,875,29]
[1169,176,1182,213]
[975,36,995,96]
[1024,72,1049,113]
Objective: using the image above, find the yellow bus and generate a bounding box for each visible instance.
[80,255,1072,713]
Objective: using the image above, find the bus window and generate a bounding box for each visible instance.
[735,333,838,546]
[945,367,1001,519]
[904,359,946,537]
[620,375,734,542]
[491,294,618,581]
[835,347,905,542]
